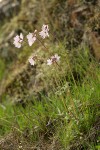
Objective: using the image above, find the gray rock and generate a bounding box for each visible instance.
[0,0,21,21]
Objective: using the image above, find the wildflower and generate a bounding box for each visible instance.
[28,56,35,66]
[39,24,49,39]
[51,54,60,63]
[28,55,37,66]
[47,54,60,65]
[13,33,23,48]
[27,30,37,46]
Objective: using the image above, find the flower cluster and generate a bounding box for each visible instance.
[13,24,60,66]
[13,25,49,48]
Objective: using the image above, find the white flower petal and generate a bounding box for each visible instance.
[28,57,35,66]
[47,59,52,65]
[20,33,23,40]
[13,33,23,48]
[27,32,36,46]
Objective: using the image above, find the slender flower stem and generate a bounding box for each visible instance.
[37,36,49,51]
[50,31,60,43]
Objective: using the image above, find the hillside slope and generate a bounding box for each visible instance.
[0,0,100,149]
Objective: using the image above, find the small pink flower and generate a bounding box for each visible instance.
[47,54,60,65]
[39,24,49,39]
[13,33,23,48]
[28,55,37,66]
[51,54,60,63]
[27,30,37,46]
[28,56,35,66]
